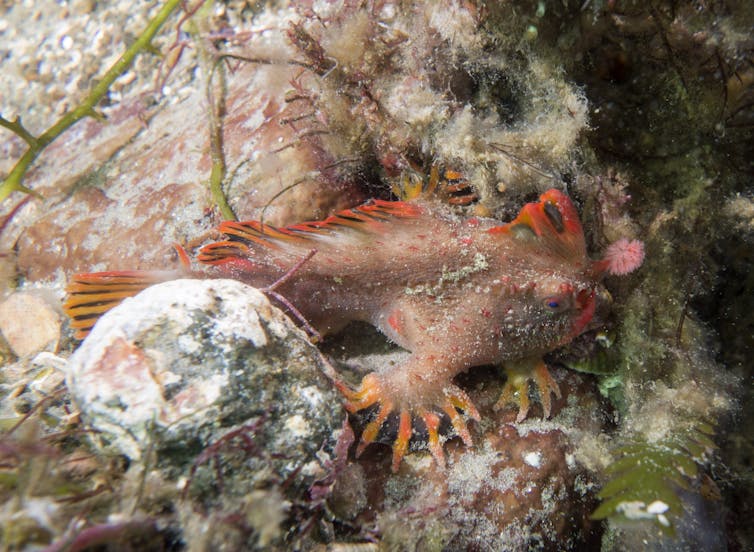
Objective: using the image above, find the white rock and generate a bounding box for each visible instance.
[66,279,343,497]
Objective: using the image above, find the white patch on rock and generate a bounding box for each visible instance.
[448,445,497,501]
[211,299,267,348]
[647,500,669,514]
[284,414,311,439]
[177,334,201,355]
[616,499,671,526]
[523,451,542,468]
[298,385,325,410]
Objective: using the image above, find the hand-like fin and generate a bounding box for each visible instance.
[495,357,562,422]
[488,189,587,262]
[197,199,422,266]
[340,371,480,472]
[64,270,178,339]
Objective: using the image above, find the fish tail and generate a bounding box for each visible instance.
[64,269,178,339]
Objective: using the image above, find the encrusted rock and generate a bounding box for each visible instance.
[66,279,344,505]
[335,367,604,550]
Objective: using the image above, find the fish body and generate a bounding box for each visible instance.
[65,190,643,470]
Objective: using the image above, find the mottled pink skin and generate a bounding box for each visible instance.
[207,197,601,415]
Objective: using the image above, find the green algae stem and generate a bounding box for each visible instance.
[190,0,237,221]
[0,0,183,203]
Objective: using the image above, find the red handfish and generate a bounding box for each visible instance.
[64,189,643,471]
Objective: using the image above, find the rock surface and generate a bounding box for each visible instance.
[4,6,367,283]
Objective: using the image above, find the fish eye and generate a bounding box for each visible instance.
[543,296,567,311]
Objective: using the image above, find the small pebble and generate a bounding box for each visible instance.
[0,292,60,357]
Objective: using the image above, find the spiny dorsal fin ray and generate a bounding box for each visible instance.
[196,241,251,264]
[198,199,422,265]
[488,189,587,262]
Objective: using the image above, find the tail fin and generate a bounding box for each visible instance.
[64,270,177,339]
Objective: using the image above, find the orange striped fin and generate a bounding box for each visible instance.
[219,222,298,247]
[198,199,422,265]
[488,189,586,262]
[195,241,250,265]
[64,270,175,339]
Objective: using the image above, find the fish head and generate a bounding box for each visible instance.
[497,274,602,357]
[489,188,638,357]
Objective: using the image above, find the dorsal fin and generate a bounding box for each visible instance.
[196,241,251,264]
[197,199,422,265]
[488,189,587,262]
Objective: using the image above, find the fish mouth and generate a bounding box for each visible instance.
[576,288,591,310]
[571,288,598,337]
[577,286,612,312]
